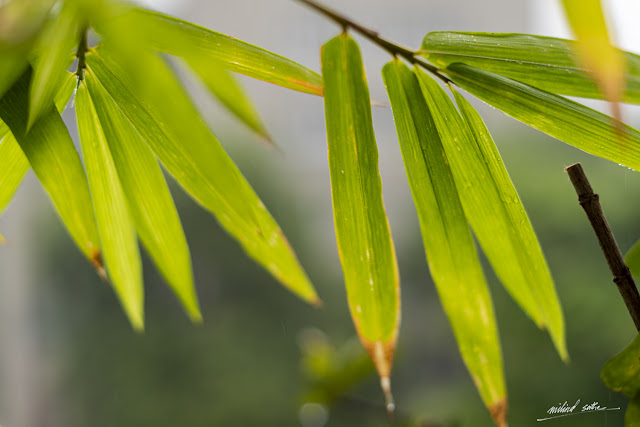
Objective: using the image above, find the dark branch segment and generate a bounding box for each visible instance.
[566,162,640,331]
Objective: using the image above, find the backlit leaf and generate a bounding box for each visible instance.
[421,32,640,103]
[0,69,101,270]
[560,0,625,110]
[627,395,640,426]
[86,44,319,305]
[416,67,567,360]
[602,333,640,398]
[443,64,640,172]
[382,59,505,426]
[186,57,271,143]
[28,2,79,128]
[76,80,144,330]
[625,239,640,279]
[321,33,400,409]
[96,8,323,95]
[84,69,201,322]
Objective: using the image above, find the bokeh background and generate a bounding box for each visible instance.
[1,0,640,426]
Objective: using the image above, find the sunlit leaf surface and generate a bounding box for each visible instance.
[321,33,400,407]
[86,44,319,305]
[0,70,101,269]
[97,8,323,95]
[443,64,640,172]
[421,32,640,103]
[76,80,144,330]
[602,333,640,398]
[382,59,505,426]
[416,68,567,361]
[84,70,201,322]
[186,57,271,143]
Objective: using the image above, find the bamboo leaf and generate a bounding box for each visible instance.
[602,333,640,398]
[627,239,640,279]
[75,80,144,330]
[560,0,625,108]
[0,52,28,101]
[415,67,567,361]
[95,8,323,96]
[86,44,319,305]
[0,72,75,219]
[28,2,79,128]
[186,57,271,143]
[382,59,505,426]
[0,69,101,270]
[628,395,640,426]
[321,33,400,409]
[421,32,640,103]
[84,69,201,322]
[443,64,640,172]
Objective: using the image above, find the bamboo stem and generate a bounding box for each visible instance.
[566,163,640,331]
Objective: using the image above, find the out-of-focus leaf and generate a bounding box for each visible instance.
[626,239,640,278]
[421,32,640,103]
[321,33,400,408]
[0,69,101,269]
[75,80,143,330]
[0,0,54,46]
[84,70,201,322]
[0,72,75,219]
[186,57,271,143]
[560,0,625,109]
[602,333,640,398]
[96,8,323,95]
[627,395,640,426]
[416,68,567,361]
[0,52,28,100]
[86,44,319,305]
[28,2,79,128]
[443,64,640,172]
[382,59,505,426]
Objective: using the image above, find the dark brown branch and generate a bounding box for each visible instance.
[566,163,640,331]
[295,0,451,84]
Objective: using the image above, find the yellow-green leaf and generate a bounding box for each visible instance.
[0,69,101,270]
[86,44,319,305]
[84,69,201,322]
[561,0,625,108]
[443,64,640,172]
[420,32,640,103]
[602,333,640,398]
[627,395,640,426]
[321,33,400,408]
[96,8,323,95]
[0,71,75,221]
[416,68,567,361]
[382,59,505,426]
[28,2,79,128]
[626,239,640,279]
[186,57,271,143]
[75,80,144,330]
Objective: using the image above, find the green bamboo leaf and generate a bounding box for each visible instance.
[628,395,640,426]
[75,80,143,330]
[321,33,400,409]
[186,57,271,143]
[415,68,567,360]
[443,64,640,172]
[421,32,640,103]
[0,52,28,101]
[627,240,640,278]
[85,44,319,305]
[0,69,102,270]
[28,2,79,128]
[0,72,75,219]
[561,0,625,108]
[84,69,201,322]
[95,8,323,96]
[602,333,640,398]
[382,59,505,426]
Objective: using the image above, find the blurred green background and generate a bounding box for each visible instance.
[1,0,640,426]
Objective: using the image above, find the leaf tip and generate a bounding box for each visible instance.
[0,233,6,246]
[89,248,107,279]
[489,397,508,427]
[380,375,395,419]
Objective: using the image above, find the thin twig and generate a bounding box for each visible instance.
[566,163,640,331]
[295,0,451,84]
[75,28,89,86]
